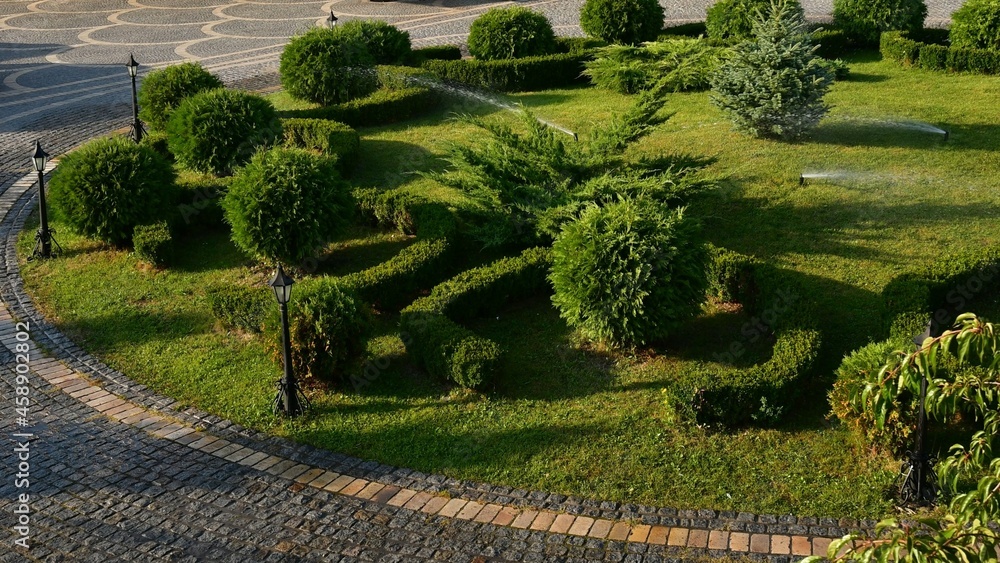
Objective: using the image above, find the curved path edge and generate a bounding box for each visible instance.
[1,167,871,561]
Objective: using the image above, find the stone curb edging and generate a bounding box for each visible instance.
[1,163,866,561]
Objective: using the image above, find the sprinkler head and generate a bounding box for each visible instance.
[572,132,579,142]
[943,130,949,142]
[799,174,805,186]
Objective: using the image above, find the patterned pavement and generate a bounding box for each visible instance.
[0,1,966,561]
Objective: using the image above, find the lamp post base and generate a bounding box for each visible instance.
[899,451,937,506]
[272,378,310,417]
[29,228,62,261]
[127,120,147,144]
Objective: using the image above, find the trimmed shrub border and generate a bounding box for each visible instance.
[400,247,553,389]
[421,52,593,92]
[881,29,1000,74]
[281,117,360,171]
[664,246,822,426]
[283,86,441,127]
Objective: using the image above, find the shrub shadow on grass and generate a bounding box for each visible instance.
[313,228,415,277]
[294,415,607,474]
[842,72,888,83]
[352,139,440,190]
[810,120,952,148]
[60,307,209,352]
[169,231,253,273]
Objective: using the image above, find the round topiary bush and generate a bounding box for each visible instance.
[467,6,558,60]
[549,201,708,347]
[265,278,368,387]
[279,27,378,105]
[580,0,664,46]
[335,20,412,64]
[707,0,790,41]
[950,0,1000,50]
[166,88,281,176]
[48,136,177,247]
[833,0,927,45]
[137,62,223,131]
[222,147,353,266]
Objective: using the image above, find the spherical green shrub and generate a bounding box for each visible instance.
[335,20,412,64]
[549,201,708,347]
[580,0,664,46]
[222,147,352,266]
[265,278,368,387]
[137,62,223,131]
[467,7,558,60]
[166,88,281,176]
[950,0,1000,50]
[833,0,927,45]
[48,137,177,247]
[706,0,797,41]
[279,27,378,105]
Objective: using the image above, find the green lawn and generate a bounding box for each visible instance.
[22,52,1000,519]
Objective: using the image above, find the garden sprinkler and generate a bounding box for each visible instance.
[799,174,805,186]
[573,132,578,142]
[943,130,949,142]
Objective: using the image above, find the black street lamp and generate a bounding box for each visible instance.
[269,264,308,417]
[126,53,145,143]
[326,10,338,28]
[29,141,60,260]
[900,320,938,505]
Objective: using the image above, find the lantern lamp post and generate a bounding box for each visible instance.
[900,320,938,505]
[269,264,308,417]
[126,53,145,143]
[30,141,60,260]
[326,10,338,27]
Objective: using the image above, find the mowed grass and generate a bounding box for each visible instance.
[22,52,1000,518]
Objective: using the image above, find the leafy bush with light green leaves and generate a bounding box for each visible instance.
[833,0,927,46]
[166,88,281,175]
[711,0,834,140]
[138,62,223,131]
[550,202,708,347]
[584,38,727,94]
[950,0,1000,50]
[48,136,177,247]
[335,20,412,64]
[223,147,352,265]
[279,27,378,105]
[467,6,557,60]
[580,0,664,45]
[805,314,1000,563]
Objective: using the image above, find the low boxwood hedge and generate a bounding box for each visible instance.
[400,247,553,389]
[206,283,270,333]
[881,29,1000,74]
[663,246,822,426]
[421,52,593,92]
[285,86,440,127]
[281,118,359,171]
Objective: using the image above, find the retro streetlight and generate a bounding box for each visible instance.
[901,320,938,505]
[126,53,145,143]
[29,141,60,260]
[269,264,308,417]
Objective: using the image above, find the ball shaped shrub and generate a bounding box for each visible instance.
[833,0,927,45]
[222,147,352,266]
[549,201,708,347]
[48,137,177,247]
[266,279,367,387]
[706,0,800,41]
[279,27,378,105]
[950,0,1000,50]
[137,62,223,131]
[467,7,558,60]
[166,88,281,176]
[335,20,412,64]
[580,0,664,46]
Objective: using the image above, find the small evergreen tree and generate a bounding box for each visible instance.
[710,0,833,140]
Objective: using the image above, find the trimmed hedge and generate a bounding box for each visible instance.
[205,283,270,333]
[421,52,593,92]
[285,86,440,127]
[663,246,822,426]
[881,29,1000,74]
[281,118,359,171]
[400,247,553,389]
[411,45,462,62]
[133,221,173,266]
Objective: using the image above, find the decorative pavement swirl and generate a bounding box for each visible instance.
[0,1,965,561]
